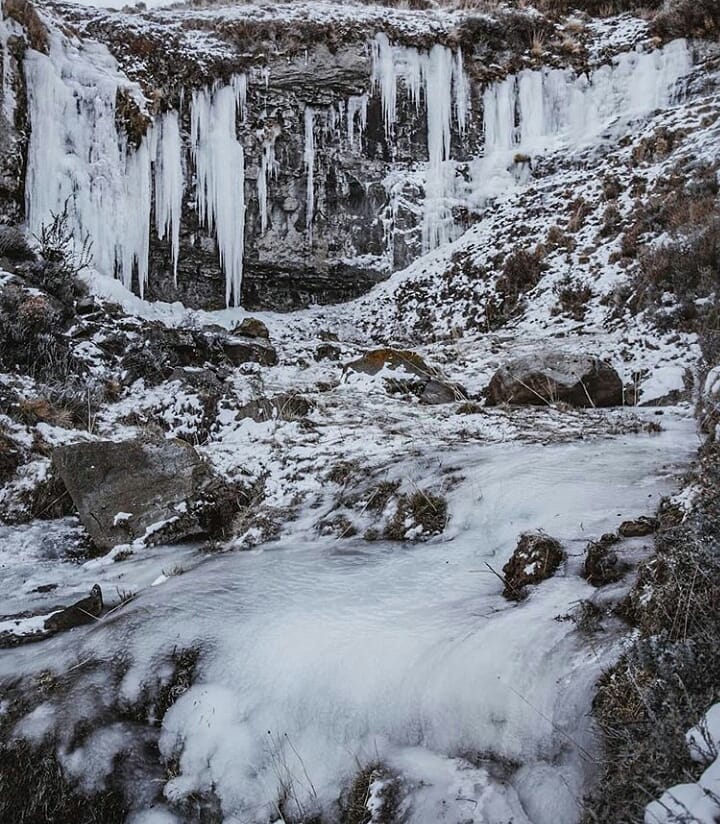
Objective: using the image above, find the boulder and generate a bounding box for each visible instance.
[502,532,564,600]
[420,379,467,405]
[618,516,658,538]
[52,439,209,549]
[222,336,278,367]
[233,317,270,340]
[345,348,435,379]
[44,585,103,632]
[486,352,623,408]
[236,393,313,423]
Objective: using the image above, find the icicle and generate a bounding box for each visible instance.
[257,129,279,236]
[304,106,315,245]
[346,94,368,148]
[371,33,396,137]
[153,111,183,283]
[453,49,470,135]
[191,75,247,307]
[481,38,692,162]
[24,33,153,296]
[422,45,454,252]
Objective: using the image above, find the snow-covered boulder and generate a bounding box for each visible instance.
[52,439,209,549]
[485,352,623,408]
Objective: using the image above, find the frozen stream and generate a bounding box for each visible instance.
[0,414,698,824]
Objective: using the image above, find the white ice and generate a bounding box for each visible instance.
[1,419,696,824]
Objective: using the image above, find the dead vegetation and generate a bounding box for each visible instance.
[383,489,448,541]
[341,762,403,824]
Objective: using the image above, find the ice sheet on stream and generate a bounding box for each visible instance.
[0,418,697,824]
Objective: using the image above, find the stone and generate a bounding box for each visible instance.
[618,516,658,538]
[485,352,623,408]
[315,343,341,362]
[420,379,467,405]
[52,439,209,549]
[236,393,313,423]
[345,348,435,379]
[222,336,278,367]
[502,532,564,600]
[233,317,270,339]
[44,585,103,632]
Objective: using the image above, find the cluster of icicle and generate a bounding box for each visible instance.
[20,21,692,306]
[371,33,470,252]
[371,34,692,252]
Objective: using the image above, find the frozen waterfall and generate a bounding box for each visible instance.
[20,24,692,306]
[191,76,248,307]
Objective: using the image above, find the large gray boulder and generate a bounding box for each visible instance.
[486,352,623,408]
[52,439,209,549]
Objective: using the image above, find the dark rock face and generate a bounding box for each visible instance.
[486,352,624,408]
[52,439,209,549]
[44,584,103,632]
[502,532,564,600]
[222,336,278,367]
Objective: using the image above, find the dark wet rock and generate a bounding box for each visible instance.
[169,367,226,395]
[222,336,278,367]
[618,516,658,538]
[502,532,564,600]
[346,348,465,405]
[52,439,209,549]
[486,352,623,408]
[583,534,626,587]
[0,225,33,261]
[236,392,314,423]
[0,429,23,485]
[232,317,270,340]
[75,295,99,316]
[44,584,103,632]
[315,343,342,361]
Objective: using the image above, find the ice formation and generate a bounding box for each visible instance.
[257,128,279,236]
[304,106,315,245]
[24,34,153,295]
[478,39,692,173]
[190,75,248,307]
[20,22,692,305]
[150,112,183,283]
[346,93,368,148]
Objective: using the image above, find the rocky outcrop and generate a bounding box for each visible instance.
[345,348,466,404]
[502,532,564,600]
[486,352,624,408]
[52,439,209,549]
